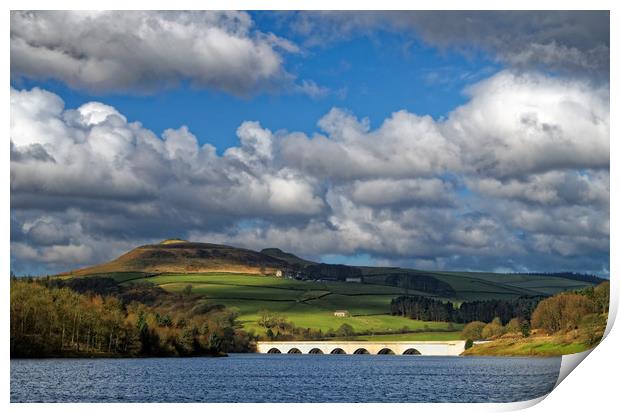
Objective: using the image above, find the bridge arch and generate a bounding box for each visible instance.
[377,348,395,355]
[330,348,346,354]
[287,348,301,354]
[353,348,370,355]
[267,348,281,354]
[403,348,421,355]
[309,348,324,354]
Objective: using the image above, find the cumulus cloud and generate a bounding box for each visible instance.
[343,178,455,208]
[280,72,608,181]
[280,108,460,180]
[10,10,299,95]
[445,71,609,177]
[10,69,609,274]
[468,171,609,207]
[193,200,524,264]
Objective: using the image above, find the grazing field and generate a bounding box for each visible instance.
[462,336,589,356]
[115,272,459,336]
[362,268,595,300]
[341,331,463,341]
[73,268,598,340]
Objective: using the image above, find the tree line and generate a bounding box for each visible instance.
[460,282,609,344]
[508,272,605,285]
[390,295,545,324]
[10,277,256,358]
[383,273,456,296]
[297,263,363,281]
[531,282,609,334]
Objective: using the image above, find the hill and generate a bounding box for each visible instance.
[58,239,603,340]
[66,239,288,276]
[260,248,315,266]
[64,239,603,301]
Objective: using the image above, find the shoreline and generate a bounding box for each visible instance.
[10,351,229,359]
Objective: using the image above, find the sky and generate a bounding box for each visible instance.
[9,11,610,276]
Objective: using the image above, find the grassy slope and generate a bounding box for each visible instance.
[462,336,589,356]
[362,268,595,301]
[74,268,597,340]
[345,331,463,341]
[462,313,607,357]
[116,272,460,336]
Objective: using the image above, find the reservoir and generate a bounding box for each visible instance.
[11,354,561,403]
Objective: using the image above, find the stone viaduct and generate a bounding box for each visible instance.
[256,340,466,356]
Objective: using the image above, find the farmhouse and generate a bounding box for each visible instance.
[333,310,350,317]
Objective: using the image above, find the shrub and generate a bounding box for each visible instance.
[520,320,531,337]
[594,282,610,313]
[465,338,474,349]
[505,317,522,334]
[336,323,355,338]
[481,322,504,339]
[461,321,486,341]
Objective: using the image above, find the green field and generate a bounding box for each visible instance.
[343,331,463,341]
[362,268,595,300]
[462,337,590,356]
[115,272,460,336]
[76,269,596,340]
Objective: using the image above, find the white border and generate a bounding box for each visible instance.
[3,1,617,412]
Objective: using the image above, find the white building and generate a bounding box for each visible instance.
[345,277,362,283]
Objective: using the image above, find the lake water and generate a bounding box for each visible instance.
[11,354,561,403]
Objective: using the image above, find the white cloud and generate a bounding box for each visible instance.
[340,178,455,207]
[10,11,296,95]
[10,87,323,220]
[294,80,331,99]
[280,71,609,182]
[468,170,609,207]
[280,108,460,180]
[444,71,609,178]
[227,121,274,164]
[12,242,94,266]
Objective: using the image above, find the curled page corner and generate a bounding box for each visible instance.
[502,349,595,411]
[555,348,594,388]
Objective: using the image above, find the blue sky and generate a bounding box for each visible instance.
[9,11,610,276]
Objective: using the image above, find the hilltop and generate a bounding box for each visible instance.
[260,247,315,266]
[66,239,288,276]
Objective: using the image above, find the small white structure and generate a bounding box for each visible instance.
[345,277,362,283]
[333,310,350,317]
[274,270,283,277]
